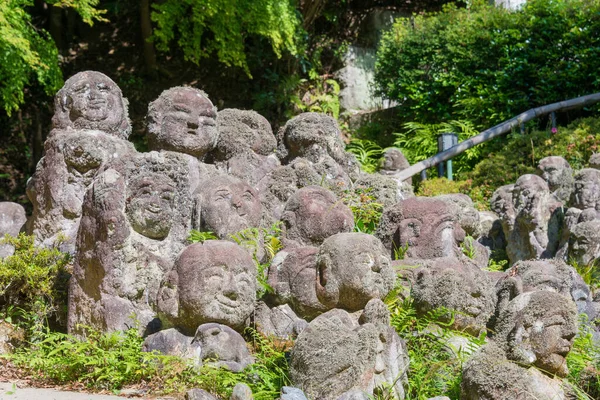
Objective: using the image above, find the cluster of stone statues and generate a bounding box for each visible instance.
[1,70,599,399]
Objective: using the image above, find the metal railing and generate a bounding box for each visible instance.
[395,92,600,182]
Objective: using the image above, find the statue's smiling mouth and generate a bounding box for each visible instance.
[216,295,239,309]
[145,205,162,214]
[89,99,107,108]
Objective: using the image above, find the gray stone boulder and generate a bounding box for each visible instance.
[376,197,465,260]
[68,151,195,335]
[267,246,327,320]
[281,186,353,248]
[231,383,253,400]
[186,389,218,400]
[537,156,574,204]
[476,210,506,252]
[192,174,263,240]
[412,257,496,336]
[141,328,200,362]
[316,233,395,312]
[571,168,600,211]
[194,323,254,373]
[146,87,218,160]
[157,240,256,335]
[253,301,307,341]
[279,387,308,400]
[354,174,413,208]
[0,202,26,258]
[589,152,600,170]
[436,194,481,238]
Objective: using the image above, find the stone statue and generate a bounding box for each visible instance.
[376,197,465,260]
[194,323,254,372]
[412,257,496,335]
[51,71,131,138]
[462,291,578,399]
[354,174,414,207]
[506,174,563,264]
[157,240,257,334]
[569,219,600,267]
[537,156,574,204]
[68,151,195,335]
[571,168,600,211]
[378,148,412,188]
[281,186,353,248]
[193,175,263,240]
[146,87,218,159]
[0,202,27,258]
[315,233,395,312]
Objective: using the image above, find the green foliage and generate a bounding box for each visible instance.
[416,178,488,211]
[460,236,476,260]
[188,230,219,243]
[340,187,384,234]
[0,0,105,114]
[386,296,484,399]
[291,76,341,119]
[8,325,290,398]
[565,316,600,399]
[467,117,600,207]
[0,234,71,331]
[375,0,600,130]
[151,0,300,76]
[568,258,600,291]
[345,140,384,173]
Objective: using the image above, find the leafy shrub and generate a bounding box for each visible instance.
[565,316,600,399]
[345,139,384,173]
[375,0,600,130]
[416,178,489,211]
[0,234,71,332]
[340,187,384,234]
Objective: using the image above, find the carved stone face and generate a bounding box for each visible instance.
[572,169,600,210]
[194,323,253,372]
[381,148,409,171]
[176,241,256,329]
[197,176,262,239]
[147,87,218,157]
[513,174,548,217]
[569,220,600,266]
[282,186,353,246]
[538,156,571,189]
[490,184,515,220]
[396,198,463,259]
[63,133,106,183]
[316,233,395,312]
[412,258,495,335]
[126,173,176,239]
[498,291,577,378]
[54,71,129,136]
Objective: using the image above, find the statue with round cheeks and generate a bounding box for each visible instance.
[281,186,353,247]
[380,148,410,173]
[315,233,395,312]
[494,291,577,378]
[412,258,496,336]
[571,168,600,210]
[52,71,131,138]
[193,175,262,239]
[513,174,550,219]
[569,220,600,266]
[125,172,176,240]
[194,323,253,372]
[537,156,574,203]
[147,87,218,159]
[157,241,257,334]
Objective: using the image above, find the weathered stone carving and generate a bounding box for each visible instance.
[376,197,465,260]
[146,87,218,159]
[52,71,131,138]
[193,175,263,240]
[157,240,257,334]
[437,194,481,238]
[462,291,578,399]
[253,301,308,341]
[194,323,254,372]
[569,219,600,267]
[571,168,600,212]
[141,328,201,362]
[315,233,395,312]
[0,202,27,258]
[505,174,563,264]
[354,174,414,208]
[537,156,574,203]
[378,148,412,187]
[412,257,496,335]
[281,186,353,248]
[67,151,194,334]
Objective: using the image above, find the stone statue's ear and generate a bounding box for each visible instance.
[509,324,536,366]
[315,254,339,309]
[496,276,523,319]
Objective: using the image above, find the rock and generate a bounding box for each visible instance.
[378,148,412,187]
[0,202,26,258]
[476,211,506,252]
[589,152,600,170]
[281,186,353,248]
[213,109,276,160]
[376,197,465,260]
[354,174,413,208]
[195,323,254,373]
[141,328,200,362]
[0,320,23,354]
[316,233,395,312]
[571,168,600,210]
[279,387,308,400]
[146,87,218,160]
[231,383,253,400]
[436,194,481,238]
[68,151,195,335]
[186,388,218,400]
[253,301,307,341]
[157,240,256,335]
[537,156,574,204]
[412,257,496,336]
[267,246,327,320]
[192,174,263,240]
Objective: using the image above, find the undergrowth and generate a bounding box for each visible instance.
[340,187,384,234]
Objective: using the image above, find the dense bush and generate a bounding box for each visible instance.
[375,0,600,129]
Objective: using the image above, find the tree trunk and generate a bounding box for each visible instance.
[140,0,158,78]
